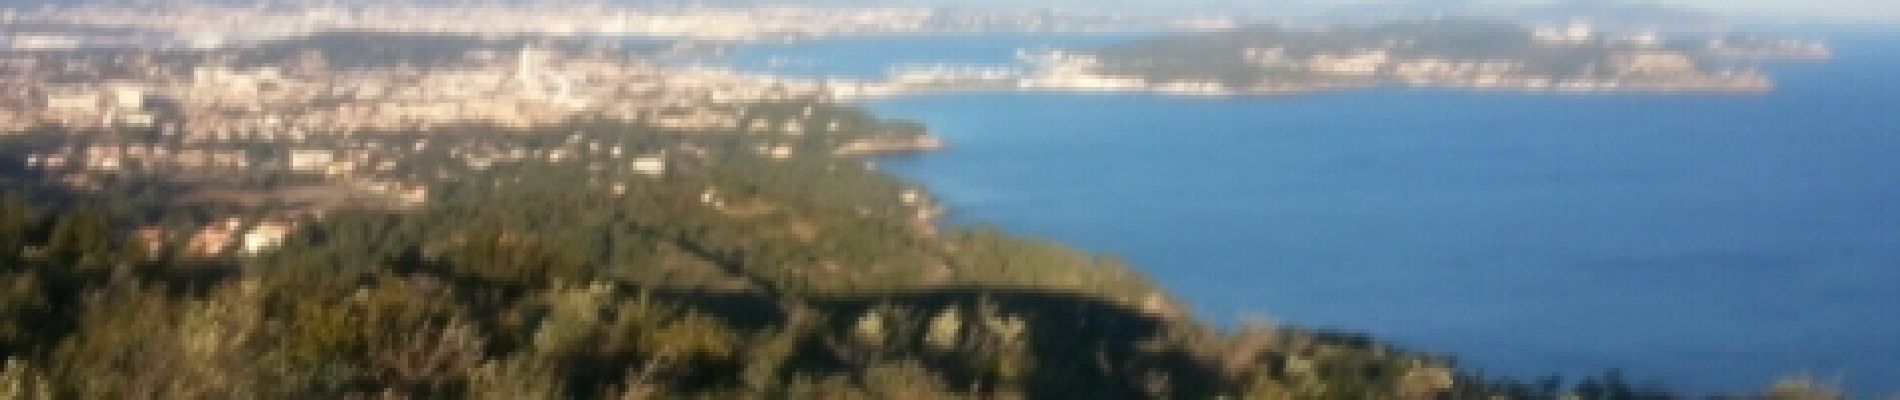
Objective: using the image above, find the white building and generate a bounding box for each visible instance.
[289,150,335,172]
[45,92,99,110]
[242,222,291,254]
[111,87,144,109]
[631,155,666,175]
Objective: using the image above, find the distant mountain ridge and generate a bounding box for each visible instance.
[1318,0,1727,31]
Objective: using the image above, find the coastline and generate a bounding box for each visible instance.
[847,68,1900,395]
[828,73,1776,100]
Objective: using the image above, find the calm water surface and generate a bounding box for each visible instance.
[729,32,1900,395]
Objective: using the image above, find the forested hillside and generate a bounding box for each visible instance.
[0,182,1469,398]
[0,140,1838,399]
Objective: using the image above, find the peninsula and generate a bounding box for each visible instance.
[1058,19,1801,94]
[835,19,1830,98]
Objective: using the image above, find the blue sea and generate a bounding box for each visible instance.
[722,31,1900,395]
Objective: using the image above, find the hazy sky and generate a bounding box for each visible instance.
[1668,0,1900,20]
[866,0,1900,22]
[1391,0,1900,21]
[1320,0,1898,21]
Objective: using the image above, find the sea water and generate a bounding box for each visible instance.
[724,31,1900,395]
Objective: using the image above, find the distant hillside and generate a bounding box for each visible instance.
[1063,19,1770,93]
[1316,0,1727,31]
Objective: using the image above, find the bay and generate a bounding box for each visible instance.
[726,31,1900,395]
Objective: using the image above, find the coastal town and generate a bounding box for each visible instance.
[0,33,944,258]
[2,2,1222,48]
